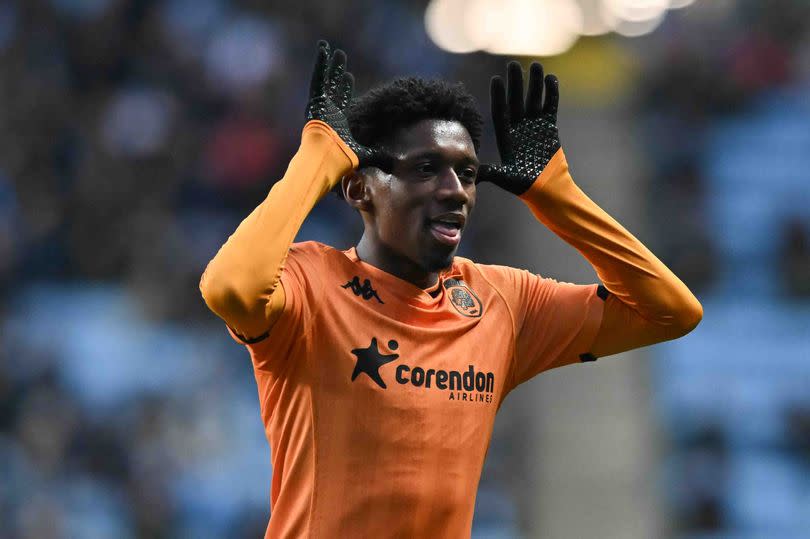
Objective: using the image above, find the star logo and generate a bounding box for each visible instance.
[350,337,399,389]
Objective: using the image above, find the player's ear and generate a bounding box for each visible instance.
[342,170,373,212]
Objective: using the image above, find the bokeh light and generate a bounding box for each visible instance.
[427,0,703,55]
[602,0,669,23]
[465,0,584,56]
[669,0,697,8]
[425,0,480,53]
[602,0,668,36]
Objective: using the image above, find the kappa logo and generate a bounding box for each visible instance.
[444,278,483,317]
[342,276,384,303]
[349,337,495,403]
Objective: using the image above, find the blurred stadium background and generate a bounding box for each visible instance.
[1,0,809,537]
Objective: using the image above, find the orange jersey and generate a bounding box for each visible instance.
[236,241,603,538]
[201,121,701,538]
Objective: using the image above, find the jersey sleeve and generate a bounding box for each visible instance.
[478,264,604,390]
[518,150,702,358]
[513,275,604,386]
[229,242,325,371]
[199,121,358,342]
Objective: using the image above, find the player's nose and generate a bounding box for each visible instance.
[435,168,470,206]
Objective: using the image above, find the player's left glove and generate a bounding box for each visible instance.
[477,61,562,195]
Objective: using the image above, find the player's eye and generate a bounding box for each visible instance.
[415,162,438,176]
[457,167,478,184]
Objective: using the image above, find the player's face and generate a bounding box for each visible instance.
[372,119,478,272]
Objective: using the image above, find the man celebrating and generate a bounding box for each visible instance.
[200,41,702,538]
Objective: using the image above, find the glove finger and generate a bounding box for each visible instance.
[476,164,526,195]
[328,49,347,96]
[335,71,354,111]
[490,76,511,161]
[475,163,506,187]
[309,41,330,100]
[506,61,525,123]
[542,74,559,119]
[525,62,544,118]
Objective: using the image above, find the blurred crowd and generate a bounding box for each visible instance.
[0,1,505,537]
[635,1,810,536]
[1,0,809,538]
[638,0,810,300]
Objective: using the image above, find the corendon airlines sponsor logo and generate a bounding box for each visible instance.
[395,364,495,403]
[349,338,495,404]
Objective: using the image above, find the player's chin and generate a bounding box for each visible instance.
[421,243,459,272]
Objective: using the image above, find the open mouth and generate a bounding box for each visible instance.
[428,212,465,247]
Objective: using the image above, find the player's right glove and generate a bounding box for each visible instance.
[305,40,392,171]
[477,61,562,195]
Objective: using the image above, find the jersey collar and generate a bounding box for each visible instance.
[342,247,462,306]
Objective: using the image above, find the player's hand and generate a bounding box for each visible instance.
[477,62,561,195]
[306,40,392,171]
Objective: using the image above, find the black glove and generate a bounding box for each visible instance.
[305,40,391,171]
[478,62,561,195]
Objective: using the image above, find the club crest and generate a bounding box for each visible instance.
[444,278,483,317]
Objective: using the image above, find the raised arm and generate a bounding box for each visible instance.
[200,41,387,341]
[479,62,702,359]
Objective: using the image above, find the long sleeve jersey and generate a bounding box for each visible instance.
[200,121,702,538]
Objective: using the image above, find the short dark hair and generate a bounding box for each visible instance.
[348,77,483,153]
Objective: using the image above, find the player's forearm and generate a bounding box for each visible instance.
[200,120,358,338]
[519,150,702,353]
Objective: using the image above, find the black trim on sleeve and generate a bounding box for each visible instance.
[579,352,598,362]
[229,326,271,345]
[596,285,610,301]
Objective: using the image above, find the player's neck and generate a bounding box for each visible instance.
[355,235,439,290]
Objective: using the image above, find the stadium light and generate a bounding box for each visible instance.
[425,0,699,55]
[668,0,697,8]
[578,0,618,36]
[473,0,583,56]
[425,0,480,53]
[602,0,669,22]
[608,9,667,36]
